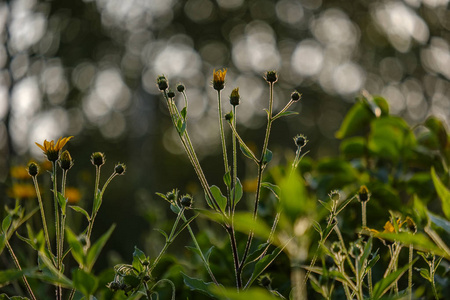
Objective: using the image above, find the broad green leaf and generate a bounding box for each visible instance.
[431,167,450,220]
[261,182,280,200]
[57,192,67,215]
[66,228,85,268]
[425,116,448,150]
[262,149,272,165]
[181,107,187,120]
[231,178,243,206]
[0,234,5,255]
[2,215,11,233]
[182,272,218,298]
[372,96,390,116]
[372,258,418,300]
[211,286,281,300]
[210,185,227,212]
[124,274,141,288]
[223,171,231,189]
[247,245,287,287]
[335,101,373,139]
[86,224,115,271]
[340,137,366,159]
[428,212,450,234]
[231,212,272,243]
[72,269,98,297]
[133,246,146,272]
[69,206,91,221]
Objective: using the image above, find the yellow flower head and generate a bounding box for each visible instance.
[8,183,36,199]
[213,68,227,91]
[66,187,82,204]
[36,136,73,162]
[10,166,30,180]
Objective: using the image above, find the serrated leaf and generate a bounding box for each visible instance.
[431,167,450,220]
[231,178,243,206]
[69,206,91,221]
[262,149,272,165]
[182,272,218,298]
[86,224,115,271]
[72,269,98,297]
[210,185,227,212]
[57,192,67,215]
[223,172,231,188]
[372,258,418,300]
[261,182,280,200]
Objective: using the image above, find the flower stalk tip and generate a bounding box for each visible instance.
[213,68,227,91]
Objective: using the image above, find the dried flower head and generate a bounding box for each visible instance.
[35,136,73,162]
[167,90,175,98]
[229,87,240,106]
[258,274,272,288]
[180,194,193,208]
[213,68,227,91]
[59,150,74,170]
[91,152,106,167]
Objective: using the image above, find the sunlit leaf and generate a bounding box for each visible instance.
[66,228,85,268]
[86,224,115,271]
[232,178,243,206]
[335,101,373,139]
[69,205,91,221]
[210,185,227,212]
[431,167,450,220]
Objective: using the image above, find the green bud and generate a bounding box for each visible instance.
[114,163,126,175]
[177,83,185,92]
[27,162,39,177]
[157,75,168,91]
[229,88,240,106]
[91,152,105,167]
[265,70,278,83]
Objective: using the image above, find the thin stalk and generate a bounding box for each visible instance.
[334,226,357,276]
[31,176,52,256]
[5,240,37,300]
[217,91,230,176]
[59,169,68,267]
[384,243,402,277]
[52,162,62,300]
[143,281,153,300]
[361,202,367,228]
[408,244,413,300]
[226,225,242,289]
[231,105,238,212]
[272,99,294,121]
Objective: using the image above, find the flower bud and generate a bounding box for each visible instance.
[265,70,278,83]
[114,163,126,175]
[59,150,74,170]
[180,194,193,208]
[213,69,227,91]
[291,91,301,102]
[157,75,168,91]
[167,90,175,98]
[27,162,39,177]
[225,111,233,122]
[229,88,240,106]
[91,152,105,167]
[294,134,308,148]
[258,274,272,288]
[358,185,370,202]
[177,83,185,93]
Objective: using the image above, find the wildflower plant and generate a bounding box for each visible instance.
[0,137,125,299]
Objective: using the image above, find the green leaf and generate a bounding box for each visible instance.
[358,238,372,279]
[0,269,28,285]
[181,107,187,120]
[247,245,286,287]
[177,118,186,135]
[204,193,215,210]
[425,116,448,150]
[133,246,146,273]
[155,192,168,201]
[57,192,67,215]
[123,274,141,288]
[223,171,231,189]
[66,228,85,268]
[86,224,115,271]
[418,268,431,281]
[182,272,218,298]
[172,214,198,240]
[262,149,272,165]
[0,234,5,255]
[231,212,272,242]
[273,111,299,120]
[335,101,373,139]
[210,185,227,212]
[93,190,102,214]
[2,215,12,233]
[69,206,91,221]
[261,182,280,200]
[431,167,450,220]
[240,144,255,161]
[155,228,169,241]
[372,258,418,300]
[428,212,450,234]
[340,137,366,159]
[170,203,181,214]
[72,269,98,297]
[211,286,281,300]
[231,178,243,206]
[375,232,446,257]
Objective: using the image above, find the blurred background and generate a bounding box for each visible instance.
[1,0,450,267]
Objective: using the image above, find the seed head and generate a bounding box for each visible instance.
[91,152,105,167]
[157,75,168,91]
[258,274,272,288]
[265,70,278,83]
[27,162,39,177]
[229,88,240,106]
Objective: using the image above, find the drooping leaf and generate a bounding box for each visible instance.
[155,228,169,241]
[69,206,91,221]
[182,272,218,298]
[86,224,115,271]
[431,167,450,220]
[261,182,280,200]
[72,269,98,297]
[210,185,227,212]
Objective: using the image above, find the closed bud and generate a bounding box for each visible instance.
[167,90,175,98]
[213,69,227,91]
[114,163,126,175]
[59,150,74,170]
[27,162,39,177]
[157,75,168,91]
[180,194,193,208]
[177,83,185,92]
[225,111,233,122]
[229,88,240,106]
[294,134,308,148]
[91,152,105,167]
[358,185,370,202]
[258,274,272,288]
[291,91,301,102]
[265,70,278,83]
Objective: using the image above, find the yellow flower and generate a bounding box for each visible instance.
[10,166,30,180]
[8,183,36,199]
[35,136,73,162]
[213,68,227,91]
[65,187,82,204]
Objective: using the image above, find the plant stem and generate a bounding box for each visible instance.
[52,162,62,300]
[217,90,230,176]
[408,244,413,300]
[361,202,367,228]
[31,176,52,257]
[5,240,37,300]
[231,105,238,212]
